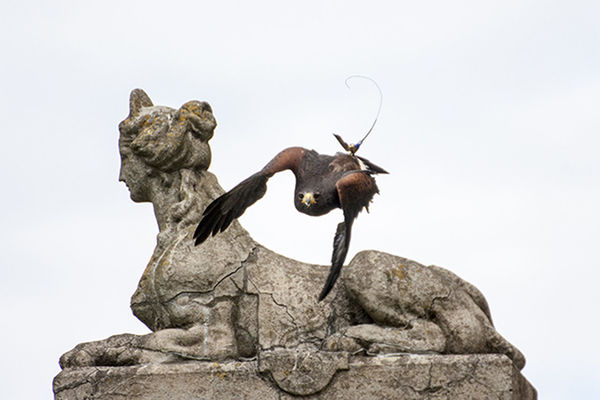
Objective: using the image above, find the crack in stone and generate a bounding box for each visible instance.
[230,277,244,293]
[429,289,453,314]
[247,274,307,351]
[54,368,100,394]
[210,263,245,292]
[269,293,299,329]
[246,274,299,331]
[325,305,338,337]
[426,363,434,390]
[160,245,256,306]
[136,346,214,362]
[462,357,504,400]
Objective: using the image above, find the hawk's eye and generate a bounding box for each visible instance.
[298,193,304,199]
[314,193,321,200]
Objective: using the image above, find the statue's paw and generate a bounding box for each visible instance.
[59,344,96,368]
[58,334,148,369]
[340,323,446,354]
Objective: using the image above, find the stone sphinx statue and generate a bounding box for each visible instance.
[55,89,535,399]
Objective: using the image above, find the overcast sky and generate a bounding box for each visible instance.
[1,1,599,398]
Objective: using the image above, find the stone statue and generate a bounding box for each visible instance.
[55,89,533,399]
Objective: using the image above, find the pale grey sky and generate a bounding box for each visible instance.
[1,1,599,398]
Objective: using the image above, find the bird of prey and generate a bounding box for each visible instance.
[193,141,387,301]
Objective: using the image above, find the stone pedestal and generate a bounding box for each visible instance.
[53,354,536,399]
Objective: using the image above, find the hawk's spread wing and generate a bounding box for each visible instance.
[318,171,379,301]
[193,147,306,245]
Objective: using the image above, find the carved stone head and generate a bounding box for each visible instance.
[118,89,216,202]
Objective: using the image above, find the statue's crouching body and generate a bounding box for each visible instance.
[59,89,526,395]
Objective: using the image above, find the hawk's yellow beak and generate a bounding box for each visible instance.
[302,193,316,206]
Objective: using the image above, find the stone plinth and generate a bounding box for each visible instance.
[53,354,536,400]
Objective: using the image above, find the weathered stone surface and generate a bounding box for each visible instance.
[258,349,349,395]
[54,354,536,400]
[323,322,446,355]
[55,89,536,399]
[54,360,279,400]
[245,245,369,351]
[343,251,526,368]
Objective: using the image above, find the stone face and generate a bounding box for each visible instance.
[54,355,536,400]
[55,89,536,399]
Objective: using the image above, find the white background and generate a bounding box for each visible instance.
[1,1,598,398]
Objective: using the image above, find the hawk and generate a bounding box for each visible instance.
[193,142,387,301]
